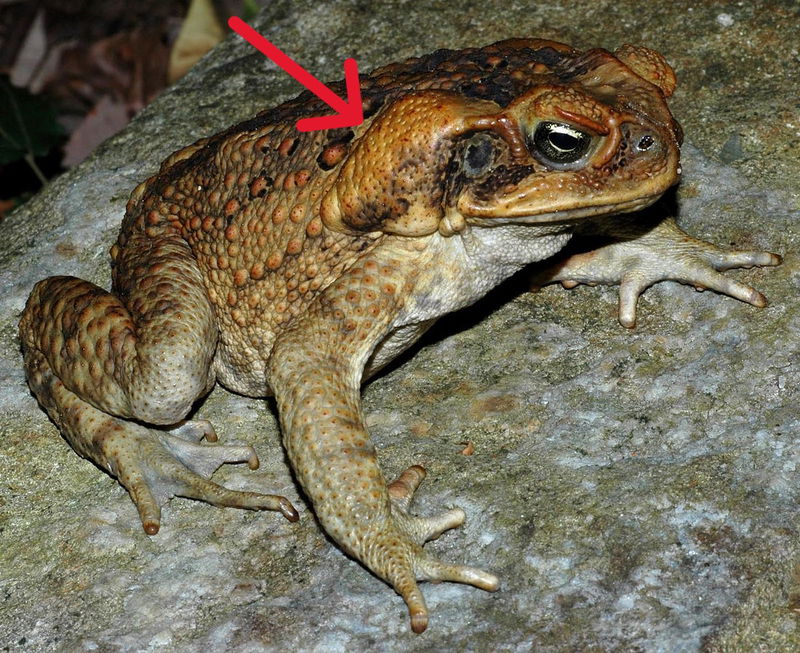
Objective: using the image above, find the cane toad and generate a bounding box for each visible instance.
[19,38,780,632]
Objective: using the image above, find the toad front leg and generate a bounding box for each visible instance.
[531,216,781,327]
[268,254,498,633]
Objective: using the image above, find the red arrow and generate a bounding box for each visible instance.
[228,17,363,132]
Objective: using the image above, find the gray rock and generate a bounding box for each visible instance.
[1,1,798,651]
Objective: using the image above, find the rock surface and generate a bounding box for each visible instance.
[1,1,798,651]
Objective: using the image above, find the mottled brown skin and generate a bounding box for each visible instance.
[19,39,780,632]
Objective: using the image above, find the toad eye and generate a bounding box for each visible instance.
[529,121,593,167]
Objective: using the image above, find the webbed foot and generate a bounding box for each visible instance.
[100,419,298,534]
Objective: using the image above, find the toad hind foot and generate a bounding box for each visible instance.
[116,422,299,535]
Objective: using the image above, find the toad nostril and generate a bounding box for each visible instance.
[637,134,655,151]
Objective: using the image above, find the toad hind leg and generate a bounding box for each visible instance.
[19,234,297,533]
[25,363,297,534]
[268,256,498,633]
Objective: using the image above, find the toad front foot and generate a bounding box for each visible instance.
[103,419,299,534]
[366,465,499,633]
[531,217,781,327]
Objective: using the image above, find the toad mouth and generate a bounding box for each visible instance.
[464,192,667,227]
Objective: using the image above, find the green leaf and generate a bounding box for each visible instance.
[0,75,64,166]
[242,0,261,22]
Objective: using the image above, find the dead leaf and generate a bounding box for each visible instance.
[8,7,46,87]
[61,95,129,166]
[0,197,17,222]
[168,0,224,83]
[41,29,169,118]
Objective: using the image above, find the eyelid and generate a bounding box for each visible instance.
[555,107,609,135]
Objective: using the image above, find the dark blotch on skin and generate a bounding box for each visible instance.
[472,164,535,201]
[463,135,496,177]
[444,133,505,203]
[458,78,515,106]
[362,94,387,120]
[414,47,460,73]
[329,129,355,145]
[528,46,568,67]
